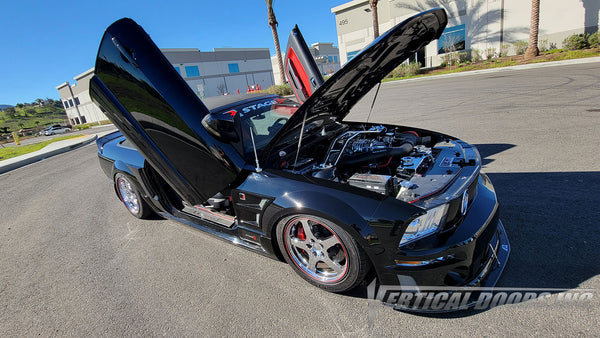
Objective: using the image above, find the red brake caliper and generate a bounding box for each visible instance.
[297,224,306,241]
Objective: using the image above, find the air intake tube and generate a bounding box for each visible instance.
[338,134,416,166]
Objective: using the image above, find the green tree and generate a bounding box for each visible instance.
[265,0,286,85]
[524,0,540,59]
[4,107,16,118]
[35,121,40,131]
[370,0,380,39]
[16,103,24,109]
[26,108,37,116]
[17,122,24,130]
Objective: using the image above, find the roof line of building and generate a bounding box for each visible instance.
[74,68,95,81]
[331,0,368,13]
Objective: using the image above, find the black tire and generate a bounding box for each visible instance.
[276,214,371,293]
[114,173,152,219]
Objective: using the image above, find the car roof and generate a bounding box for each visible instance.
[202,93,275,111]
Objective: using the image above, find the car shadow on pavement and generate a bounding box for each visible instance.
[473,143,516,166]
[343,144,600,317]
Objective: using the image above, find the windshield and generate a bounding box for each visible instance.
[240,98,299,154]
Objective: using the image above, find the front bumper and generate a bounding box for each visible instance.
[372,174,510,312]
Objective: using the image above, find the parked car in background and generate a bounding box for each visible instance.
[43,125,71,136]
[38,125,58,136]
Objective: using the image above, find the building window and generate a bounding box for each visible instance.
[334,56,338,63]
[174,66,181,75]
[228,63,240,73]
[68,99,74,107]
[81,116,87,124]
[185,66,200,77]
[438,24,466,54]
[63,101,69,109]
[347,50,359,61]
[74,97,80,105]
[74,117,80,124]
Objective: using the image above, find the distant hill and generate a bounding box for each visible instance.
[0,103,67,132]
[0,104,13,110]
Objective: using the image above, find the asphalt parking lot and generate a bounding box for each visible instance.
[1,61,599,336]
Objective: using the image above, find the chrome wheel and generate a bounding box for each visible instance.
[283,217,348,283]
[117,176,140,214]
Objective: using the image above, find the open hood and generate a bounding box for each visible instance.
[263,8,447,158]
[285,25,325,104]
[89,9,446,205]
[89,18,246,206]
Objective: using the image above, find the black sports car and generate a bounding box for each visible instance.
[92,8,509,303]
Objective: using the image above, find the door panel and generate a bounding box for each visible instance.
[285,25,325,104]
[90,18,245,205]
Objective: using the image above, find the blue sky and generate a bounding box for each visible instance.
[0,0,346,105]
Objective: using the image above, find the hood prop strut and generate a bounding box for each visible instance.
[292,110,308,172]
[366,82,382,124]
[249,127,262,172]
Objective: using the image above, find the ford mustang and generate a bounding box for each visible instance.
[91,8,509,308]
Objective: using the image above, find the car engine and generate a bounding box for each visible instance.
[281,125,477,204]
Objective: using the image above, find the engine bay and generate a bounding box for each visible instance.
[276,124,479,205]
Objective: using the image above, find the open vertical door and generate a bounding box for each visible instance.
[284,25,325,104]
[89,18,245,206]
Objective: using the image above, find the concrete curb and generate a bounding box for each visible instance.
[0,134,98,175]
[385,56,600,85]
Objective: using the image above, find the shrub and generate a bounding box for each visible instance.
[589,32,600,48]
[485,47,496,61]
[265,84,293,96]
[74,124,90,130]
[562,33,589,50]
[389,61,422,78]
[514,41,528,55]
[471,48,482,62]
[405,61,421,76]
[457,51,470,64]
[499,44,511,57]
[538,39,549,52]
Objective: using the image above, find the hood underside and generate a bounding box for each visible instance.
[263,8,447,158]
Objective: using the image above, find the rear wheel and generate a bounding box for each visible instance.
[115,173,152,219]
[276,214,370,293]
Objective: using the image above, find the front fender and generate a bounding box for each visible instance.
[237,171,422,280]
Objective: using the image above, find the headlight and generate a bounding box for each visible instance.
[399,204,448,246]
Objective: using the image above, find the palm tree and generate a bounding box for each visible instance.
[524,0,540,60]
[265,0,286,85]
[370,0,380,39]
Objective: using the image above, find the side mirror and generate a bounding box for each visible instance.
[202,112,240,142]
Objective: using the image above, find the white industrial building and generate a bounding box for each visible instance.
[56,68,107,126]
[162,48,275,97]
[331,0,600,67]
[57,47,276,124]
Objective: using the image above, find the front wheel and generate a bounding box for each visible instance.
[114,173,152,219]
[276,215,371,293]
